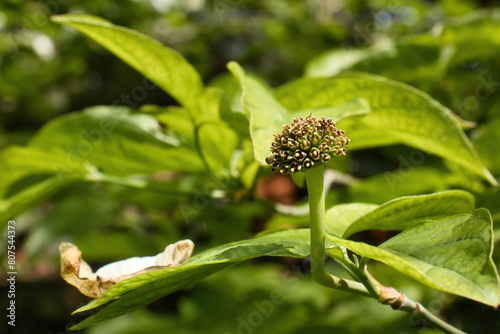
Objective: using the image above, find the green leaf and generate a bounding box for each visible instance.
[305,10,500,83]
[306,36,450,84]
[30,106,204,175]
[198,121,239,179]
[228,61,371,165]
[327,166,458,206]
[51,14,204,106]
[331,190,475,238]
[139,105,195,143]
[0,106,204,224]
[328,209,500,307]
[472,118,500,176]
[443,9,500,66]
[190,87,222,125]
[305,39,396,78]
[228,62,288,164]
[275,73,497,185]
[326,203,379,237]
[208,72,244,115]
[0,146,83,223]
[289,97,371,121]
[69,229,333,330]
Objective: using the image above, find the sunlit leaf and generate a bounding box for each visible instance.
[327,209,500,307]
[229,61,371,165]
[326,203,379,237]
[228,62,288,164]
[51,14,204,106]
[275,73,496,185]
[332,190,475,238]
[30,106,204,175]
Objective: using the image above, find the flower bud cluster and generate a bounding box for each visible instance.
[265,114,350,174]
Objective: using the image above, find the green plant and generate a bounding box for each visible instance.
[1,12,499,333]
[265,115,476,334]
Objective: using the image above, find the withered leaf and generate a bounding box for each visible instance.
[59,240,194,298]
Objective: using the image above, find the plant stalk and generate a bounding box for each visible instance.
[305,165,466,334]
[305,165,370,297]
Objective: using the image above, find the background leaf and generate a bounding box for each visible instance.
[472,118,500,175]
[0,106,204,225]
[30,106,204,175]
[0,146,83,222]
[305,40,397,78]
[198,121,239,179]
[305,10,500,85]
[51,14,204,107]
[327,166,459,206]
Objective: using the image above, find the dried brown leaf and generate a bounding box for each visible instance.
[59,240,194,298]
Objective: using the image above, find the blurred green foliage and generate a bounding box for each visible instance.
[1,0,500,333]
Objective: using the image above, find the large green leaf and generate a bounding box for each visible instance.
[328,190,475,238]
[327,209,500,307]
[69,229,334,330]
[189,87,240,180]
[0,106,204,225]
[139,105,195,143]
[228,62,371,164]
[325,203,379,238]
[30,106,204,175]
[0,146,84,223]
[198,121,239,179]
[51,14,204,107]
[190,87,222,125]
[228,62,288,164]
[275,73,496,185]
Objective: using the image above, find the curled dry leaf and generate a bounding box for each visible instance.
[59,239,194,298]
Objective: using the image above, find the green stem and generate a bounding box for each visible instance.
[305,165,370,297]
[305,165,465,334]
[306,164,327,284]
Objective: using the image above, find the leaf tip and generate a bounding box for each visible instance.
[49,14,113,27]
[227,61,244,79]
[69,322,85,331]
[484,168,498,186]
[50,15,62,23]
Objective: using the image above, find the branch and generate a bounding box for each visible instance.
[369,271,466,334]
